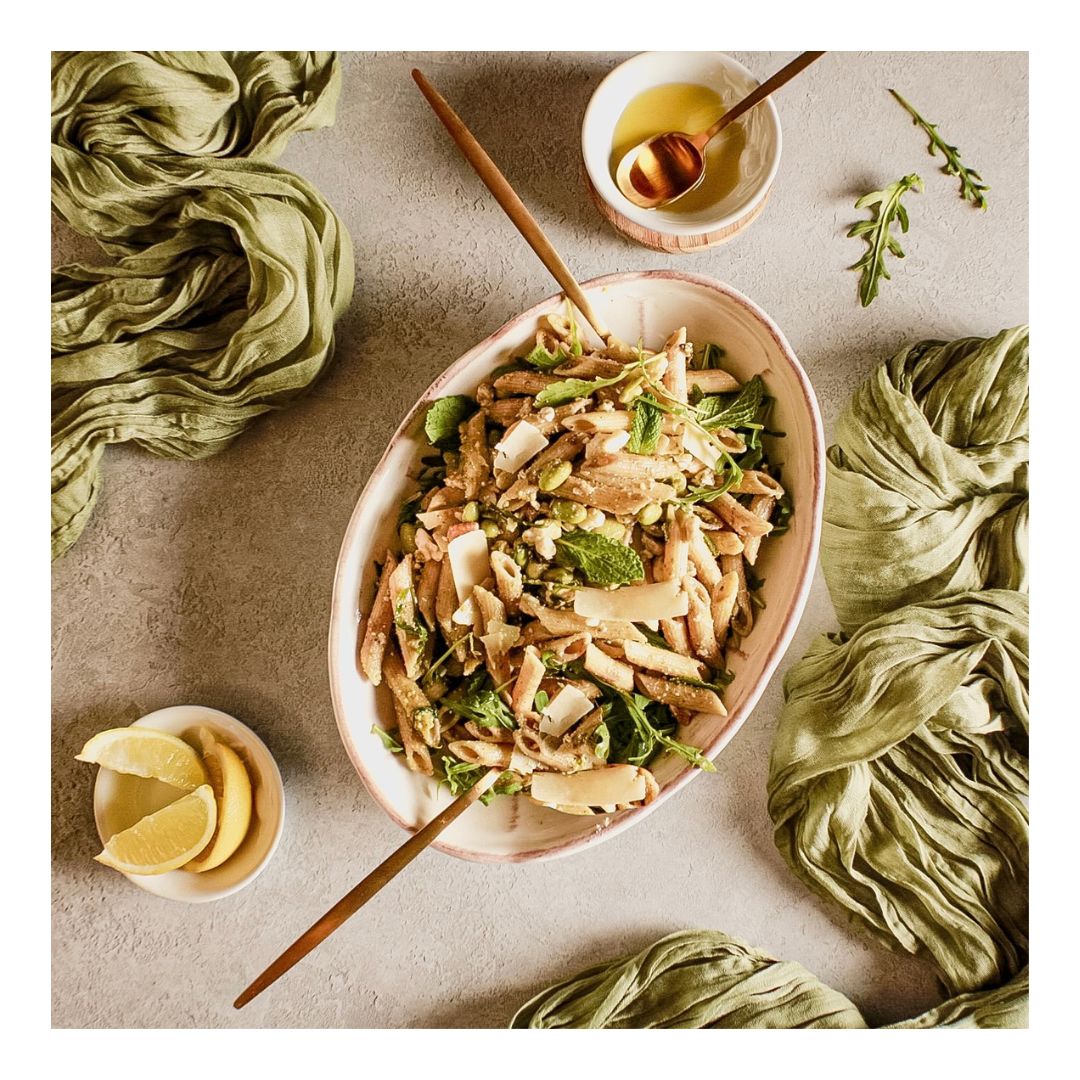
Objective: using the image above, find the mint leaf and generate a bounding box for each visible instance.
[442,673,516,729]
[698,377,764,430]
[523,343,567,371]
[371,725,404,753]
[424,395,477,447]
[554,530,644,586]
[534,371,628,408]
[627,395,662,455]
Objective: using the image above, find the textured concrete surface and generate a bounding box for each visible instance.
[52,51,1028,1028]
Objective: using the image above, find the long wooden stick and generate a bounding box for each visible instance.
[411,67,612,344]
[234,768,499,1009]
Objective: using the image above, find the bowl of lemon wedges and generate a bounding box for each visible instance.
[76,705,285,903]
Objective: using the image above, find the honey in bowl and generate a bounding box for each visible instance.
[609,82,747,214]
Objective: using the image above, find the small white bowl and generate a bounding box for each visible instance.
[92,705,285,903]
[582,52,782,251]
[329,271,823,863]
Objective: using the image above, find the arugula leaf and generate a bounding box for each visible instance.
[442,672,516,729]
[397,492,422,526]
[676,453,744,504]
[889,89,988,210]
[371,725,404,753]
[533,690,550,712]
[698,377,764,430]
[637,624,673,651]
[848,174,923,307]
[593,721,611,761]
[534,370,630,408]
[554,530,644,586]
[627,395,663,454]
[770,492,794,537]
[601,688,715,772]
[434,752,488,796]
[424,395,477,447]
[480,770,526,806]
[523,343,567,371]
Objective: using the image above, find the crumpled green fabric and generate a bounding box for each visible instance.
[512,330,1029,1029]
[51,52,354,558]
[769,590,1028,996]
[511,931,868,1029]
[822,326,1028,632]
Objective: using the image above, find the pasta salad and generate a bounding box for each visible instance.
[360,310,791,815]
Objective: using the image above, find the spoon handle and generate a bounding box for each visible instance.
[233,768,500,1009]
[412,68,612,344]
[695,51,825,149]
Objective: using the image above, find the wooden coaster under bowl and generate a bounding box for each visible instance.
[585,172,771,254]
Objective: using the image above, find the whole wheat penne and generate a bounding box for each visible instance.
[513,728,600,773]
[555,474,676,516]
[447,740,513,768]
[459,410,490,501]
[584,643,635,692]
[659,509,693,582]
[518,594,646,643]
[661,616,692,655]
[391,691,433,776]
[584,453,683,481]
[686,516,723,592]
[661,327,688,404]
[359,550,398,686]
[634,671,727,715]
[485,397,532,426]
[721,554,753,639]
[711,570,739,646]
[623,639,707,681]
[464,720,516,744]
[511,646,546,718]
[389,556,426,680]
[554,356,625,378]
[741,495,777,566]
[684,576,723,666]
[712,492,774,538]
[532,632,592,662]
[490,550,523,608]
[686,369,740,394]
[384,650,442,754]
[416,556,441,631]
[493,370,558,397]
[731,470,785,498]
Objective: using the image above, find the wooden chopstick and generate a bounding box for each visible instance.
[233,768,500,1009]
[411,67,612,345]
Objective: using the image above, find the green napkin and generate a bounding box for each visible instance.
[512,329,1029,1029]
[822,326,1028,632]
[51,52,354,558]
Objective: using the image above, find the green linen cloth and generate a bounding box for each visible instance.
[512,329,1029,1029]
[51,52,354,558]
[822,326,1028,632]
[511,931,867,1029]
[768,590,1028,997]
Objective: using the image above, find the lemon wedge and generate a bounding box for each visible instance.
[76,727,208,791]
[184,727,253,873]
[95,785,217,875]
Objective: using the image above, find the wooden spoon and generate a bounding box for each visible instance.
[615,51,825,210]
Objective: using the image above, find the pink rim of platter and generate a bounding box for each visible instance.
[329,270,825,862]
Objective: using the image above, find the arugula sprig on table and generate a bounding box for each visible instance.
[848,174,923,307]
[889,89,989,210]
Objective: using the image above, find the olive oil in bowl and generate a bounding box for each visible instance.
[609,82,746,214]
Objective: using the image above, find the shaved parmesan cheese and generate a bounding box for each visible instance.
[452,596,477,625]
[481,620,520,655]
[531,766,646,807]
[574,579,688,622]
[493,421,548,474]
[447,530,489,603]
[539,686,593,737]
[681,424,724,471]
[509,749,538,775]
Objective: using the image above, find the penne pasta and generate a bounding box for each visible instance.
[358,316,789,816]
[359,550,398,686]
[634,671,727,716]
